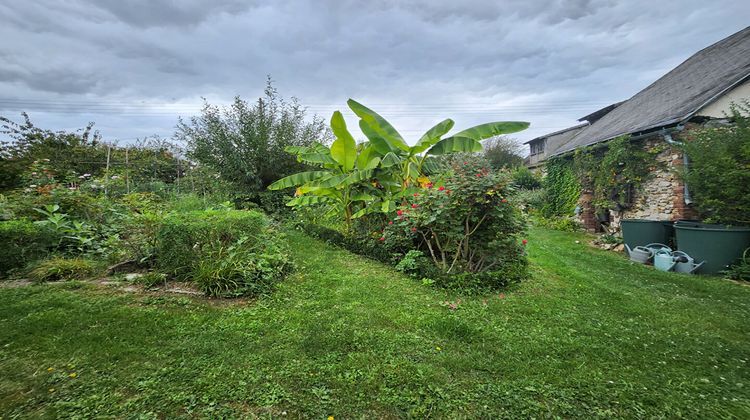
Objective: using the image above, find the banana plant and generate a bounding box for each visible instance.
[269,100,530,225]
[268,111,383,229]
[347,99,529,189]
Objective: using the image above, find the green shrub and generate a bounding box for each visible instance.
[28,257,98,282]
[511,166,542,190]
[236,190,293,217]
[0,219,59,276]
[194,236,292,297]
[535,216,582,232]
[155,209,291,297]
[723,248,750,282]
[156,209,268,280]
[680,103,750,224]
[300,223,396,264]
[383,158,527,278]
[516,188,547,213]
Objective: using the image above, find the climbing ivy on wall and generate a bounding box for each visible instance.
[543,135,658,217]
[541,157,581,217]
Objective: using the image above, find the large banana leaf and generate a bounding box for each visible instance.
[350,192,376,201]
[411,119,455,154]
[286,196,332,207]
[299,152,338,165]
[343,169,374,186]
[380,152,401,168]
[426,136,482,155]
[356,144,381,170]
[267,171,329,190]
[348,99,410,152]
[452,121,530,140]
[311,174,349,188]
[330,111,357,171]
[359,120,395,155]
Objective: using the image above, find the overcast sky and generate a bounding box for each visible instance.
[1,1,748,148]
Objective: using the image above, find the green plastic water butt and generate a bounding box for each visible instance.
[621,219,670,250]
[674,224,750,274]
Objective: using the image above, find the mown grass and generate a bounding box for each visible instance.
[1,227,749,418]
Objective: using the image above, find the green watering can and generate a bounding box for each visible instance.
[653,250,675,271]
[653,250,705,274]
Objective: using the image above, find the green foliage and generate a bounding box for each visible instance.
[511,166,542,190]
[2,227,750,417]
[0,219,58,276]
[680,103,750,224]
[0,114,184,194]
[299,223,395,264]
[194,236,292,298]
[384,156,527,281]
[272,99,529,227]
[573,135,654,212]
[515,188,547,213]
[723,248,750,282]
[156,210,268,280]
[28,257,98,282]
[542,157,581,217]
[484,136,525,169]
[33,204,110,256]
[155,209,291,297]
[178,78,331,192]
[535,216,582,232]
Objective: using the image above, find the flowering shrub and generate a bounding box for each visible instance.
[382,157,528,288]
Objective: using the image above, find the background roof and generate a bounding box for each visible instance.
[552,25,750,156]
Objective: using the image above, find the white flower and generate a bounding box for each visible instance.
[29,184,37,188]
[111,175,120,180]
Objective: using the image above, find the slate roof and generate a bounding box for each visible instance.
[552,26,750,156]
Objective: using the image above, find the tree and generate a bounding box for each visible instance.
[176,78,331,192]
[483,135,525,169]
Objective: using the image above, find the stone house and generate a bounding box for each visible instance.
[526,26,750,231]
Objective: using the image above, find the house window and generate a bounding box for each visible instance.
[530,139,546,155]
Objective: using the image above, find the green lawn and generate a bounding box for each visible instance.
[1,228,749,418]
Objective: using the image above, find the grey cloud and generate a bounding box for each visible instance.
[0,0,748,144]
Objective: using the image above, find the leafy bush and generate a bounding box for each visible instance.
[156,209,269,280]
[535,216,582,232]
[0,219,59,276]
[723,248,750,282]
[194,237,292,297]
[515,188,547,213]
[511,166,542,190]
[236,190,293,217]
[178,79,331,192]
[382,157,528,288]
[679,103,750,224]
[155,209,291,297]
[28,257,98,282]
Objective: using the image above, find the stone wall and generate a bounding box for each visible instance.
[575,134,698,232]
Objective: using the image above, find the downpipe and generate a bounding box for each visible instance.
[661,127,693,205]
